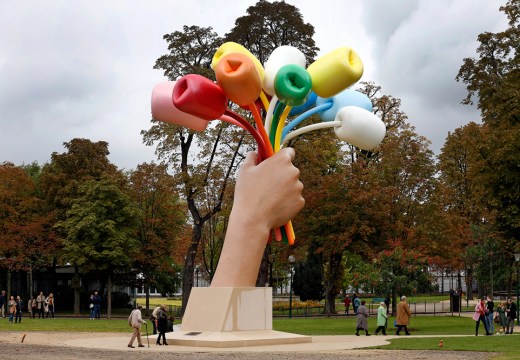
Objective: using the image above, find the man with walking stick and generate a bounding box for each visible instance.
[127,305,146,348]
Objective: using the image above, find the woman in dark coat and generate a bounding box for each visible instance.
[156,305,168,345]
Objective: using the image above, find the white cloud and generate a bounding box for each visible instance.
[0,0,510,168]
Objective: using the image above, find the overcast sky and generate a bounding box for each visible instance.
[0,0,508,170]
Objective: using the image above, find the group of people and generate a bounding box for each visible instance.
[473,296,517,336]
[0,290,56,322]
[88,291,102,320]
[127,304,175,348]
[346,294,412,336]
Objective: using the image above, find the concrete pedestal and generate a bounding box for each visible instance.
[170,287,312,348]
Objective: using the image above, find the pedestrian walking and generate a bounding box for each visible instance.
[36,292,45,319]
[8,296,15,323]
[486,295,494,334]
[31,297,37,318]
[396,296,412,335]
[45,293,55,318]
[0,290,5,318]
[352,294,360,315]
[496,301,508,334]
[14,296,23,323]
[344,295,351,315]
[150,305,161,335]
[374,302,387,335]
[128,305,146,348]
[473,297,491,336]
[156,304,168,345]
[89,294,95,320]
[355,300,371,336]
[92,291,101,319]
[505,298,517,334]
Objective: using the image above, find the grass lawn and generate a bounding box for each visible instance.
[274,315,476,335]
[0,317,131,332]
[370,335,520,360]
[135,297,182,308]
[2,315,518,359]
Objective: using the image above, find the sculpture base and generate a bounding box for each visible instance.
[170,329,312,348]
[176,287,311,348]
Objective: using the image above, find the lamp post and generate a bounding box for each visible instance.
[288,255,296,318]
[514,253,520,325]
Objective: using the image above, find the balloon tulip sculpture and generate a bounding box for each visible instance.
[151,42,386,245]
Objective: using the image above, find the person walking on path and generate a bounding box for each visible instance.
[128,305,146,348]
[497,301,508,334]
[14,296,23,323]
[344,295,351,315]
[352,294,360,315]
[355,300,371,336]
[396,296,412,335]
[150,305,161,335]
[374,302,388,335]
[89,294,95,320]
[8,296,16,323]
[486,295,494,334]
[156,305,168,345]
[30,297,37,318]
[473,297,491,336]
[505,298,517,334]
[0,290,5,318]
[36,292,45,319]
[92,292,101,319]
[45,293,55,319]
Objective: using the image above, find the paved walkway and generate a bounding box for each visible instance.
[63,333,477,353]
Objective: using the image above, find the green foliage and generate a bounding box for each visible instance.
[225,0,318,65]
[111,291,131,308]
[456,0,520,247]
[292,249,324,301]
[58,176,139,271]
[154,263,183,297]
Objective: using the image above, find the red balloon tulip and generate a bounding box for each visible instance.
[173,74,227,121]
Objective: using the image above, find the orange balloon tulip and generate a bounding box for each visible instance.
[215,53,262,107]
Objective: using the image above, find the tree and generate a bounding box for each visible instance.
[374,240,432,316]
[456,0,520,255]
[40,138,121,315]
[146,0,319,313]
[57,176,139,319]
[225,0,318,65]
[292,243,324,301]
[0,162,57,302]
[435,122,494,299]
[128,162,185,312]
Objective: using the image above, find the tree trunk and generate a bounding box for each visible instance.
[145,284,150,317]
[181,224,203,315]
[28,261,33,317]
[72,267,81,316]
[7,270,11,304]
[391,288,397,317]
[107,272,112,320]
[465,267,474,300]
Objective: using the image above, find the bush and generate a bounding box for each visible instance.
[272,300,321,311]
